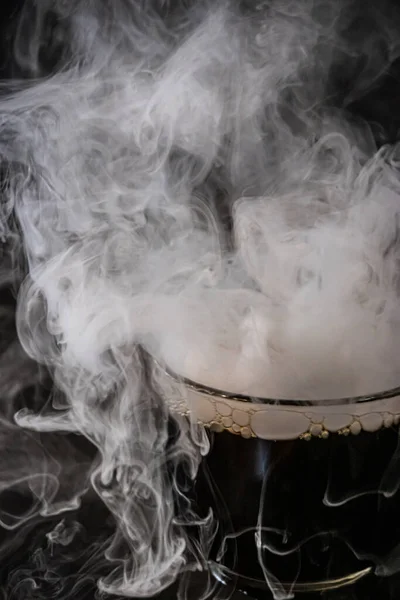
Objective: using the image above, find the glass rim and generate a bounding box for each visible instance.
[152,358,400,406]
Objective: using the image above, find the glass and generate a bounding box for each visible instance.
[152,358,400,598]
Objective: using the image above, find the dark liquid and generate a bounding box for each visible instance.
[193,427,400,596]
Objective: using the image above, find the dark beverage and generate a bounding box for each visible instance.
[195,428,400,597]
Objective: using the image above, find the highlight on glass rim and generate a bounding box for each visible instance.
[2,0,400,598]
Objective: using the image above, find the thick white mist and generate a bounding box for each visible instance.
[1,0,400,597]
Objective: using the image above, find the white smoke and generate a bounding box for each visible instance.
[1,0,400,596]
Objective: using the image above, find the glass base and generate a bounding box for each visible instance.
[210,561,372,596]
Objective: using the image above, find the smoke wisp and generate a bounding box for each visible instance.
[2,0,400,597]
